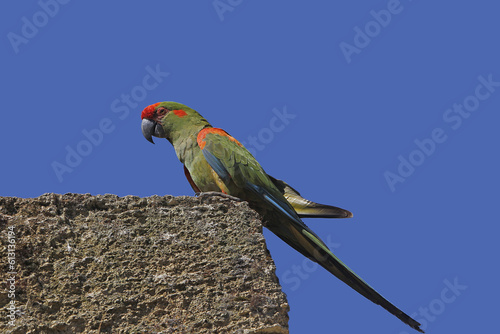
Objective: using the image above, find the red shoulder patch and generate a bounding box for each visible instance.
[141,102,161,119]
[173,109,187,118]
[197,128,243,150]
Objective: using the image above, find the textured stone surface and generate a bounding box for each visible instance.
[0,194,289,333]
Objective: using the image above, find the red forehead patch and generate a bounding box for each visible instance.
[141,102,161,119]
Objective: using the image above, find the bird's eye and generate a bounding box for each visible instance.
[157,108,167,115]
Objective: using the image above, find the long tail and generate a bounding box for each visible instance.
[268,175,353,218]
[266,215,424,333]
[199,148,422,332]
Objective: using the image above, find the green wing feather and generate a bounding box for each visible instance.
[268,175,353,219]
[200,130,423,333]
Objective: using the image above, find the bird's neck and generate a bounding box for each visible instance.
[170,124,211,165]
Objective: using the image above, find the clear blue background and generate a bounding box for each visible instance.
[1,1,499,333]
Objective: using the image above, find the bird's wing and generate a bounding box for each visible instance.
[198,128,301,222]
[268,175,353,219]
[198,128,423,333]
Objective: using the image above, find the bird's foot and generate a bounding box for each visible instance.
[196,191,243,202]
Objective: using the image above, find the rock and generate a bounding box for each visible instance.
[0,194,289,333]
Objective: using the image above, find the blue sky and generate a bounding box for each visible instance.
[2,1,499,333]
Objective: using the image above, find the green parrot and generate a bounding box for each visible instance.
[141,101,423,333]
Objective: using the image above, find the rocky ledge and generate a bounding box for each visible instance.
[0,193,289,334]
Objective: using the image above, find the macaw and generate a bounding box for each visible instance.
[141,101,423,333]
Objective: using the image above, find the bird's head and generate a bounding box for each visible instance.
[141,101,210,144]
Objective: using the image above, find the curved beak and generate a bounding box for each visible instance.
[141,118,166,144]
